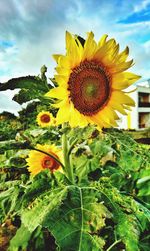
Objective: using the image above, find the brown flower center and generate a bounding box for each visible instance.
[40,114,50,123]
[68,60,111,115]
[41,154,59,172]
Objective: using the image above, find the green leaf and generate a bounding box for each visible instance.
[21,170,56,207]
[13,88,44,104]
[0,76,50,105]
[22,187,68,232]
[9,224,31,251]
[0,140,30,154]
[115,213,140,251]
[94,182,141,251]
[21,186,110,251]
[90,140,112,157]
[136,201,150,223]
[0,76,48,91]
[0,185,24,220]
[9,156,26,168]
[117,149,142,172]
[139,233,150,251]
[43,187,109,251]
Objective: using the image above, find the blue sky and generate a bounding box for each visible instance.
[0,0,150,114]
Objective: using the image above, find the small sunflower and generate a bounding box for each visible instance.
[36,111,55,127]
[26,144,63,176]
[45,31,140,128]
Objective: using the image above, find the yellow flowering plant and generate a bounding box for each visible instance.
[0,32,150,251]
[26,144,63,176]
[46,31,140,129]
[36,111,55,127]
[45,31,141,184]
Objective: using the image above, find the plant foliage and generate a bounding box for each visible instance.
[0,68,150,251]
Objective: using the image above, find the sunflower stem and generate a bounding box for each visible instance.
[68,138,78,156]
[106,239,121,251]
[62,123,75,184]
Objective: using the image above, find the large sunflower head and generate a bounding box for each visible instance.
[36,111,55,127]
[45,31,140,128]
[26,144,63,176]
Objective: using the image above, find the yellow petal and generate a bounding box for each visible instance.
[112,72,141,90]
[98,34,108,48]
[110,91,135,111]
[54,75,69,87]
[45,87,68,99]
[100,106,119,126]
[110,103,127,115]
[103,38,116,50]
[116,46,129,63]
[52,98,69,108]
[55,66,70,76]
[66,31,72,51]
[53,54,62,63]
[109,59,134,73]
[69,103,83,127]
[123,104,132,111]
[114,91,135,106]
[79,115,89,127]
[95,109,113,127]
[65,31,81,68]
[122,72,141,83]
[58,55,70,69]
[56,103,70,125]
[107,106,119,120]
[90,114,109,128]
[94,39,116,61]
[69,102,89,127]
[102,44,119,65]
[108,44,119,61]
[82,32,97,61]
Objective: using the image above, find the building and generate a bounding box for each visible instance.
[118,79,150,130]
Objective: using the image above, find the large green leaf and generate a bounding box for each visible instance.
[0,184,24,220]
[0,76,50,104]
[22,187,68,232]
[93,181,141,251]
[21,170,58,207]
[115,213,140,251]
[0,76,48,91]
[43,187,110,251]
[20,186,110,251]
[13,88,44,104]
[9,224,31,251]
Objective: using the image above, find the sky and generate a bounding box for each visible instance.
[0,0,150,114]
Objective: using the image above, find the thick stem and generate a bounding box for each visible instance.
[68,138,78,156]
[62,124,75,184]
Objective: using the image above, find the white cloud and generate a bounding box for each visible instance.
[144,39,150,52]
[0,0,150,114]
[134,0,150,13]
[0,91,20,115]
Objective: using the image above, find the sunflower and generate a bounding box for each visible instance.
[26,144,63,176]
[45,31,140,128]
[36,111,55,127]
